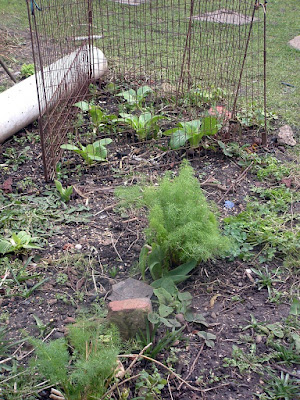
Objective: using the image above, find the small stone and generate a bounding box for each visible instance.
[256,335,263,344]
[277,146,286,153]
[211,312,217,319]
[52,331,65,339]
[75,244,82,250]
[108,278,153,301]
[107,298,152,339]
[175,313,186,324]
[63,316,76,324]
[289,35,300,51]
[48,298,58,305]
[278,125,296,146]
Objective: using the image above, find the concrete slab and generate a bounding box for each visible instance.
[192,9,257,25]
[289,35,300,51]
[110,0,151,5]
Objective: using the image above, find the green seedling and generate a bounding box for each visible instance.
[116,112,165,140]
[116,85,153,110]
[189,85,227,106]
[0,231,41,255]
[74,101,117,131]
[196,331,216,348]
[251,267,281,299]
[20,63,35,78]
[163,116,219,149]
[134,367,167,400]
[61,138,112,165]
[54,180,73,203]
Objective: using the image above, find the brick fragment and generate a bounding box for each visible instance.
[107,298,152,339]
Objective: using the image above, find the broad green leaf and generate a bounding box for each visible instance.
[117,89,137,104]
[136,85,153,99]
[153,287,173,305]
[200,116,219,136]
[148,312,160,325]
[90,106,105,125]
[139,112,153,125]
[266,323,284,338]
[55,180,63,193]
[159,304,174,318]
[177,291,193,303]
[185,311,209,326]
[163,127,179,136]
[170,130,188,149]
[0,239,12,255]
[188,133,203,148]
[98,138,113,146]
[74,101,90,111]
[290,297,300,316]
[61,144,80,151]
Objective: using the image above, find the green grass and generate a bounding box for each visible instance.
[266,0,300,125]
[0,0,299,124]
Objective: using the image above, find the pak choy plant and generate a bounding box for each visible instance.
[116,161,230,279]
[116,112,165,140]
[0,231,41,255]
[61,138,112,165]
[116,85,153,110]
[29,319,120,400]
[163,116,219,149]
[74,101,117,133]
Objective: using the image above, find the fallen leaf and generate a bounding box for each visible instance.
[2,177,13,193]
[209,293,221,308]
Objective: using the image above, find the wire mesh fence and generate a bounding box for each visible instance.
[27,0,266,181]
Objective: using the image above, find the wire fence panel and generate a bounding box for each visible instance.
[27,0,266,181]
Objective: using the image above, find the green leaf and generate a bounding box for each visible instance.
[0,239,12,255]
[185,311,209,326]
[148,312,161,324]
[136,85,153,99]
[74,101,90,111]
[290,297,300,316]
[153,287,173,305]
[177,291,193,303]
[158,304,174,318]
[170,130,188,149]
[200,116,218,136]
[116,89,137,104]
[266,323,284,338]
[61,144,80,151]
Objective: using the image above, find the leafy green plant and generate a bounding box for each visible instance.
[254,156,290,182]
[3,146,31,171]
[251,267,282,299]
[74,101,117,132]
[134,367,167,400]
[0,231,41,255]
[188,85,227,106]
[223,344,274,374]
[224,184,299,262]
[116,112,165,140]
[116,86,153,110]
[54,180,73,202]
[163,117,219,149]
[61,138,112,165]
[116,161,230,276]
[237,104,278,128]
[20,63,35,78]
[30,319,120,400]
[196,331,217,348]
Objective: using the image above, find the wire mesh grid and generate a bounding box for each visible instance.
[27,0,266,181]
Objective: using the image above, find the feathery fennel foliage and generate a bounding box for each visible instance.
[30,319,120,400]
[116,161,229,274]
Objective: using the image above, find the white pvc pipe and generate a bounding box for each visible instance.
[0,46,107,143]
